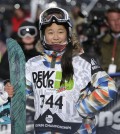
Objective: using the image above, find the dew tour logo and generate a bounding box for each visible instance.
[32,71,54,88]
[32,71,74,91]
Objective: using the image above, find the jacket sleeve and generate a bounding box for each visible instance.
[25,60,33,95]
[76,57,117,118]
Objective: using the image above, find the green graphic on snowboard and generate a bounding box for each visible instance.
[6,38,26,134]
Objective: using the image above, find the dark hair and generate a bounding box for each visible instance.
[60,41,74,85]
[60,34,82,85]
[19,20,36,28]
[105,7,120,20]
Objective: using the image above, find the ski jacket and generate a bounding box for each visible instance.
[26,53,117,134]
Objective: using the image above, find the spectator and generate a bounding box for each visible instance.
[17,20,40,61]
[99,7,120,73]
[11,2,30,40]
[70,5,86,34]
[0,20,40,81]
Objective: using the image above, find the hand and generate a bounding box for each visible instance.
[4,82,14,98]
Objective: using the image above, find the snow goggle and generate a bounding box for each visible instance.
[18,26,37,38]
[39,7,71,28]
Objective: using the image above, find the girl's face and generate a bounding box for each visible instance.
[22,36,35,45]
[44,23,67,45]
[22,36,35,50]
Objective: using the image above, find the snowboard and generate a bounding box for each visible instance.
[6,38,26,134]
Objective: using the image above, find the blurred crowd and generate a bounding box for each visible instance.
[0,2,120,82]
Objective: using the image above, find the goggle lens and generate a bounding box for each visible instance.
[21,28,35,36]
[43,12,65,22]
[40,8,68,25]
[18,26,37,38]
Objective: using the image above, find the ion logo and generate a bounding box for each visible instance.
[45,115,53,123]
[96,111,120,130]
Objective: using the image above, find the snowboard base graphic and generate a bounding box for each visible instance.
[6,38,26,134]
